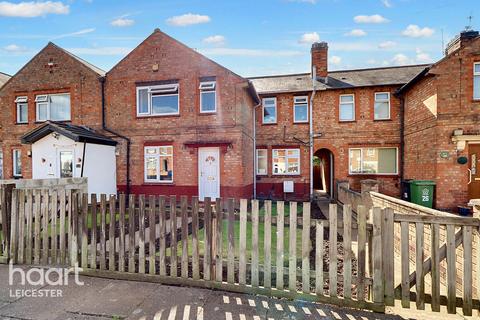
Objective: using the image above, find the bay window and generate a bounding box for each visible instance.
[262,97,277,124]
[374,92,390,120]
[144,146,173,182]
[293,96,308,123]
[35,93,71,121]
[199,81,216,113]
[256,149,268,175]
[474,62,480,100]
[339,94,355,121]
[15,96,28,124]
[137,83,179,116]
[272,149,300,175]
[349,147,397,174]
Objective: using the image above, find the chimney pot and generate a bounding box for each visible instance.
[311,42,328,78]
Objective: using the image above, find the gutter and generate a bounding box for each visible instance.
[99,76,131,195]
[309,66,317,200]
[398,95,405,188]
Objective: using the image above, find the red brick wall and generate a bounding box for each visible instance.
[105,30,255,198]
[0,43,103,179]
[255,92,311,200]
[313,85,402,197]
[403,36,480,210]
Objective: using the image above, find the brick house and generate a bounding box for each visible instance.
[398,30,480,211]
[104,29,259,200]
[0,42,118,195]
[250,43,426,200]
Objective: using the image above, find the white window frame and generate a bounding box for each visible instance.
[339,94,355,122]
[293,96,309,123]
[13,149,21,177]
[144,146,174,183]
[474,62,480,100]
[15,96,28,124]
[262,97,277,124]
[199,81,216,113]
[374,92,391,120]
[272,148,301,175]
[348,147,398,175]
[136,84,180,117]
[35,93,71,122]
[256,149,268,175]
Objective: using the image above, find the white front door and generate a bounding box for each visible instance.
[198,147,220,201]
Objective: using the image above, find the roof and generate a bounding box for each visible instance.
[51,43,106,76]
[249,64,431,94]
[0,72,11,88]
[21,122,117,146]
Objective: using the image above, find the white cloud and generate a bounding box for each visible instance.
[391,53,410,65]
[53,28,95,39]
[202,35,226,46]
[3,44,25,52]
[330,56,342,65]
[166,13,210,27]
[381,0,392,8]
[415,48,432,63]
[345,29,367,37]
[378,41,396,49]
[298,32,320,44]
[199,47,302,57]
[0,1,69,17]
[354,14,389,24]
[66,47,132,56]
[111,18,134,27]
[402,24,434,38]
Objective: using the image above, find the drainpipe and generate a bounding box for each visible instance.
[99,76,131,195]
[309,66,317,200]
[80,142,87,177]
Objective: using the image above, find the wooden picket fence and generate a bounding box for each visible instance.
[3,188,480,315]
[4,189,386,312]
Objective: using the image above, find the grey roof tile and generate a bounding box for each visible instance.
[0,72,11,88]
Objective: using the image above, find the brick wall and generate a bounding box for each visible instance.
[313,85,402,197]
[0,43,103,180]
[105,30,255,198]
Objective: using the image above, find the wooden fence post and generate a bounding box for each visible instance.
[69,191,79,267]
[1,184,14,262]
[372,207,384,306]
[383,208,394,306]
[9,189,18,264]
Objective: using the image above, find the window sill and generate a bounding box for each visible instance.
[15,122,29,125]
[339,120,356,123]
[261,122,277,126]
[347,174,399,178]
[34,120,71,124]
[271,174,302,178]
[136,114,180,119]
[293,121,309,124]
[142,182,175,186]
[373,118,392,122]
[199,111,217,115]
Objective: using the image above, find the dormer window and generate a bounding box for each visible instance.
[199,81,216,113]
[35,93,71,122]
[137,83,180,116]
[15,96,28,124]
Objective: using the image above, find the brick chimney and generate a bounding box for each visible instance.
[311,42,328,78]
[445,29,479,56]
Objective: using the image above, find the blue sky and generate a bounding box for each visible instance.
[0,0,477,77]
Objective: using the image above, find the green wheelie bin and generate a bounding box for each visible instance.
[408,180,435,208]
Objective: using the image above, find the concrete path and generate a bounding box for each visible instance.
[0,264,413,320]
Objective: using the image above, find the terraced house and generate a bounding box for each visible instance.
[1,28,480,211]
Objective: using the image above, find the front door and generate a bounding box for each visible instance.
[198,147,220,201]
[469,144,480,199]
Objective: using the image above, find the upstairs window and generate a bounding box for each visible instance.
[349,147,397,175]
[272,149,300,175]
[199,81,216,113]
[13,149,21,177]
[144,146,173,182]
[374,92,390,120]
[339,94,355,121]
[474,62,480,100]
[262,97,277,124]
[15,96,28,124]
[35,93,71,122]
[256,149,268,175]
[137,84,179,116]
[293,96,308,123]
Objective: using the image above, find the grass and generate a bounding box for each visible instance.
[258,201,304,217]
[168,219,306,267]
